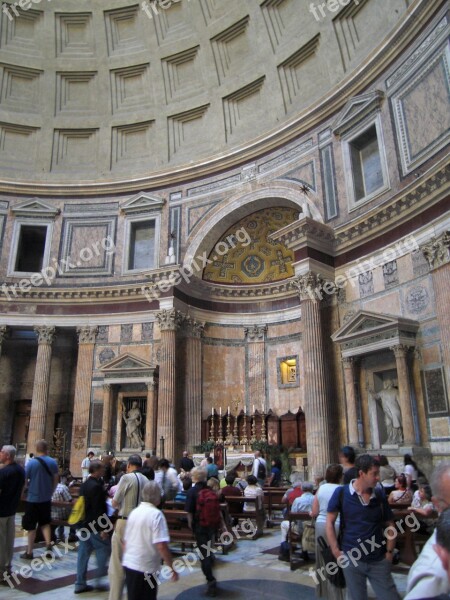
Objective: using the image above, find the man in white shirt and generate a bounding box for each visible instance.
[252,451,267,487]
[405,461,450,599]
[279,481,315,561]
[108,454,148,600]
[81,451,94,482]
[154,459,180,505]
[122,481,178,600]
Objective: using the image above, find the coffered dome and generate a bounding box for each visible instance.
[0,0,411,185]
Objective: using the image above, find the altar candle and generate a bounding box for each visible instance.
[228,406,230,413]
[219,406,222,416]
[253,404,255,414]
[212,407,214,416]
[244,406,247,415]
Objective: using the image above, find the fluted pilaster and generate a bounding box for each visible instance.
[0,325,7,358]
[101,383,112,451]
[244,324,267,413]
[294,273,332,479]
[342,357,359,447]
[156,309,182,461]
[145,379,157,452]
[70,326,98,475]
[185,319,205,452]
[391,344,416,445]
[28,326,56,452]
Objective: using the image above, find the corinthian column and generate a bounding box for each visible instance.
[0,325,7,359]
[156,309,182,462]
[391,344,416,445]
[28,326,56,453]
[184,320,205,452]
[294,273,332,478]
[244,325,268,412]
[342,357,359,447]
[145,379,157,452]
[101,384,112,451]
[70,326,98,475]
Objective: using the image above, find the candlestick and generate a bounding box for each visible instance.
[252,404,255,414]
[240,412,248,445]
[250,414,257,444]
[219,406,222,416]
[209,414,215,443]
[228,406,230,413]
[211,407,214,416]
[260,411,267,442]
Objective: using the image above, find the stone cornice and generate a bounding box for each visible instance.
[269,216,335,254]
[0,0,438,197]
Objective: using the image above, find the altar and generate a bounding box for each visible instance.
[193,452,254,472]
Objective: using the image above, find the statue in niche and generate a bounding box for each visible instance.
[370,380,403,445]
[122,401,144,449]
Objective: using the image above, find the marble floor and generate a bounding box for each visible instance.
[0,516,409,599]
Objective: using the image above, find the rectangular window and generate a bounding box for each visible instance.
[15,225,47,273]
[320,144,338,220]
[349,125,384,201]
[128,220,155,270]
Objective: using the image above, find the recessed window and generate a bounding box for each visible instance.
[128,220,155,270]
[349,125,384,201]
[15,225,47,273]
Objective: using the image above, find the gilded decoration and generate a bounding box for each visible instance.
[203,208,298,285]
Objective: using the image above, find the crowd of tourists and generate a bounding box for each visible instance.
[1,441,450,599]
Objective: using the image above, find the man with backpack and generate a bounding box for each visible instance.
[252,451,267,487]
[185,467,221,597]
[326,454,400,600]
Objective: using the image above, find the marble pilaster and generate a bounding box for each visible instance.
[145,379,157,452]
[342,356,359,447]
[244,325,267,413]
[27,326,56,453]
[184,320,205,452]
[391,344,416,445]
[156,309,182,462]
[70,326,98,475]
[294,273,332,479]
[101,383,113,451]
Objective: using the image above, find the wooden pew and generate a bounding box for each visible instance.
[287,512,314,570]
[162,509,232,555]
[222,496,264,538]
[263,487,288,526]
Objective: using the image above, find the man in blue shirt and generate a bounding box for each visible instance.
[326,454,400,600]
[21,439,59,559]
[206,457,218,479]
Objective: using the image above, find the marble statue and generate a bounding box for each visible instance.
[122,400,144,449]
[371,380,403,444]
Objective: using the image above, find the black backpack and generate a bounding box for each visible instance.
[257,460,266,480]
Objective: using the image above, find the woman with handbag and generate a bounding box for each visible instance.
[310,463,345,600]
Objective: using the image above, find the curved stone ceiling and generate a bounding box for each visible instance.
[0,0,411,183]
[203,207,298,284]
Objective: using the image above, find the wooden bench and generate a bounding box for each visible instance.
[162,509,232,555]
[263,488,288,526]
[287,512,314,570]
[222,496,265,538]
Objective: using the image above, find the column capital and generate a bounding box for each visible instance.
[183,317,205,338]
[76,326,98,344]
[34,325,56,344]
[244,324,268,341]
[0,325,8,343]
[390,344,411,358]
[103,383,112,392]
[292,272,329,302]
[341,356,355,368]
[146,379,156,391]
[420,231,450,270]
[156,309,183,331]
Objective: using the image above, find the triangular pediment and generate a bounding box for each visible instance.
[332,310,419,357]
[100,352,156,374]
[332,90,384,137]
[121,192,165,214]
[11,198,60,217]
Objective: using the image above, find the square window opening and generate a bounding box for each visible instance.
[128,220,156,270]
[15,225,47,273]
[280,357,297,385]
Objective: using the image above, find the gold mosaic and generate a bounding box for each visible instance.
[203,207,298,285]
